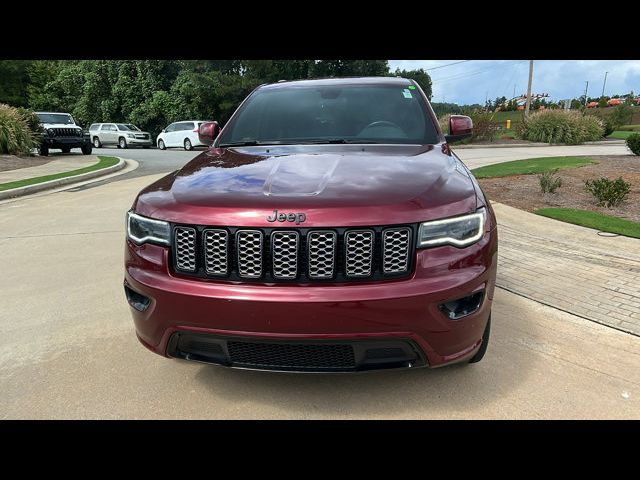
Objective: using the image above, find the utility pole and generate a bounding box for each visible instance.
[584,81,589,106]
[524,60,534,117]
[513,84,517,98]
[602,71,608,97]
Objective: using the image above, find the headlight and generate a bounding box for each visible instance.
[418,207,486,248]
[126,210,170,245]
[127,133,135,138]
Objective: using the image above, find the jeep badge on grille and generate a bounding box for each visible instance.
[266,210,306,225]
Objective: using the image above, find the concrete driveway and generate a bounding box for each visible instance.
[1,172,638,419]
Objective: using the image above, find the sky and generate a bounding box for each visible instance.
[389,60,640,105]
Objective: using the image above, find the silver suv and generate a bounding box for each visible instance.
[89,123,153,149]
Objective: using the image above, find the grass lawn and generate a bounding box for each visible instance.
[496,129,517,138]
[0,156,119,191]
[489,111,524,124]
[471,156,596,179]
[619,124,640,131]
[607,130,635,139]
[536,208,640,239]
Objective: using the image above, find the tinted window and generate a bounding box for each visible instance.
[218,84,438,145]
[176,122,194,131]
[165,123,176,132]
[90,124,100,130]
[116,124,140,131]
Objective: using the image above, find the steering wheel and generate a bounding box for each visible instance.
[362,120,402,130]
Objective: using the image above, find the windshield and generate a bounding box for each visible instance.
[117,124,140,131]
[37,113,75,125]
[217,83,439,146]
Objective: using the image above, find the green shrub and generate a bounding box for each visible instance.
[0,103,39,155]
[538,169,563,193]
[518,110,604,144]
[584,177,631,207]
[438,113,451,134]
[608,104,634,128]
[627,133,640,155]
[466,111,498,142]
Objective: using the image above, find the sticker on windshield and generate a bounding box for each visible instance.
[402,89,413,98]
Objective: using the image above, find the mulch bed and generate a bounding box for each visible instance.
[477,155,640,223]
[0,155,53,172]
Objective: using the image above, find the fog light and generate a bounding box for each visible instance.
[124,285,151,312]
[439,291,484,320]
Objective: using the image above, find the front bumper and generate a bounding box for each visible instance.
[126,137,153,146]
[124,227,497,371]
[43,136,91,148]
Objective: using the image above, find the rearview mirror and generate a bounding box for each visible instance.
[445,115,473,143]
[198,121,220,146]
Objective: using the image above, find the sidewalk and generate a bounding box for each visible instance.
[456,143,631,169]
[494,202,640,336]
[0,155,98,184]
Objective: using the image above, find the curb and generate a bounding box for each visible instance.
[0,157,126,200]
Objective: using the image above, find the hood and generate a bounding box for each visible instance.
[135,144,478,227]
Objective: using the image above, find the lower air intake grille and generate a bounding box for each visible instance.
[227,341,356,370]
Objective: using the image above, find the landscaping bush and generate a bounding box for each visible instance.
[609,104,634,128]
[0,103,39,155]
[584,177,631,207]
[538,169,562,193]
[438,113,450,134]
[517,110,604,144]
[466,111,498,142]
[627,133,640,155]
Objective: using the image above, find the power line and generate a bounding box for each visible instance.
[425,60,471,71]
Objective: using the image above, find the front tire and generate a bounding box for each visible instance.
[158,139,166,150]
[39,144,49,157]
[468,314,491,364]
[184,138,193,151]
[93,137,102,148]
[119,137,128,149]
[81,145,93,155]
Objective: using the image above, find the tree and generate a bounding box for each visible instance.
[598,97,608,108]
[0,60,33,107]
[393,68,432,99]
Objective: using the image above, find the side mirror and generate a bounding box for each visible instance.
[198,121,220,146]
[445,115,473,143]
[161,129,166,133]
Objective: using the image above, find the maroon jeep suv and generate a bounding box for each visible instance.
[124,77,498,372]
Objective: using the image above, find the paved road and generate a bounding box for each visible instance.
[0,173,638,419]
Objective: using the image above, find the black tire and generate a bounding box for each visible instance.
[184,138,193,151]
[39,145,49,157]
[93,137,102,148]
[158,139,166,150]
[119,137,128,149]
[61,147,71,154]
[468,314,491,364]
[81,145,93,155]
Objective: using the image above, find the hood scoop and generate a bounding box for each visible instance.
[263,155,339,197]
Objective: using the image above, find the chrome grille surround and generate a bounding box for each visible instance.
[203,229,229,276]
[174,227,197,272]
[382,227,411,274]
[344,229,374,278]
[307,231,337,279]
[236,230,263,278]
[271,231,300,279]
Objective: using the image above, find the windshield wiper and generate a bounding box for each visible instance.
[295,139,381,145]
[218,140,262,147]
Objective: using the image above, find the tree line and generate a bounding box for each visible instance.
[0,60,432,137]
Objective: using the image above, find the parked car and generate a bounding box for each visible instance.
[89,123,152,149]
[156,121,209,151]
[125,77,497,372]
[36,112,92,156]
